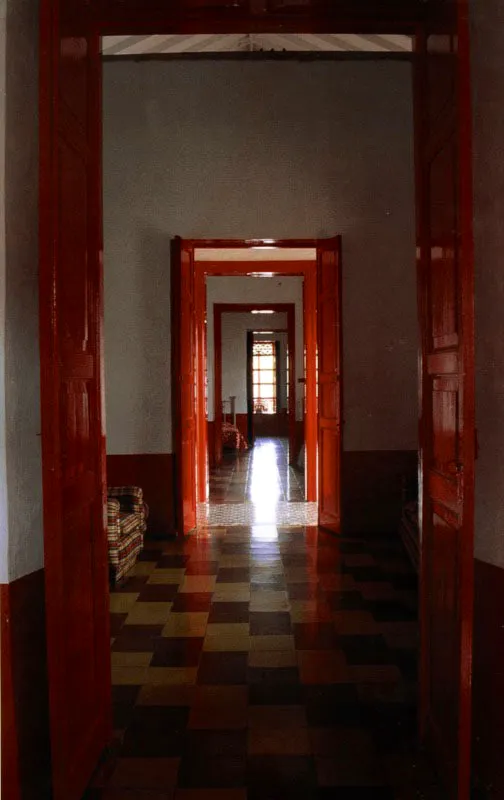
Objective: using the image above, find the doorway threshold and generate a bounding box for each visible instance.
[197,501,318,528]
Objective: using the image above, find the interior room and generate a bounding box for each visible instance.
[8,3,504,798]
[97,39,421,799]
[103,54,418,538]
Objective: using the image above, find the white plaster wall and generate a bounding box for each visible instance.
[0,0,41,583]
[220,312,288,414]
[206,276,303,420]
[103,59,417,455]
[471,0,504,567]
[0,1,8,584]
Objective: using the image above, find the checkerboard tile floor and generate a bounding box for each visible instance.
[85,523,443,799]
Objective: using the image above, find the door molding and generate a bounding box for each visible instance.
[174,238,342,519]
[181,240,322,508]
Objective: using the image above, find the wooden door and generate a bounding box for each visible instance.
[415,2,475,796]
[246,330,255,446]
[195,270,208,502]
[213,306,224,466]
[287,306,296,465]
[316,238,342,532]
[171,238,198,534]
[39,2,111,798]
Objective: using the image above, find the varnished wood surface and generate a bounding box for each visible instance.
[415,2,475,796]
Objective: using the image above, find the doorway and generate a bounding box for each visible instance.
[171,239,342,535]
[37,7,476,800]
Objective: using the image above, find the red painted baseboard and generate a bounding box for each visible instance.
[107,453,175,536]
[1,570,51,800]
[472,558,504,797]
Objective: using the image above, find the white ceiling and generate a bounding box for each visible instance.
[102,33,413,57]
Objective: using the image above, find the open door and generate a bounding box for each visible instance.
[415,2,475,797]
[317,238,342,532]
[246,330,255,446]
[171,238,198,534]
[195,270,208,502]
[39,2,111,797]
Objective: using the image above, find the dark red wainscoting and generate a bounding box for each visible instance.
[107,454,175,537]
[253,412,289,439]
[1,570,51,800]
[472,558,504,797]
[342,450,418,535]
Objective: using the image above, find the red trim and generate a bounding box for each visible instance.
[195,269,208,502]
[213,303,223,467]
[180,237,326,249]
[97,7,423,38]
[1,585,21,800]
[304,261,317,502]
[39,4,111,796]
[202,260,315,276]
[316,237,343,532]
[177,238,340,511]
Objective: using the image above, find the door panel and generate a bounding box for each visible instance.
[195,270,208,502]
[171,238,198,534]
[246,330,255,446]
[40,3,111,798]
[317,238,342,532]
[415,3,475,796]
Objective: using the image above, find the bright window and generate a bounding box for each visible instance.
[253,341,277,414]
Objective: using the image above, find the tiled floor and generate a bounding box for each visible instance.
[199,438,318,527]
[209,438,306,503]
[85,439,442,799]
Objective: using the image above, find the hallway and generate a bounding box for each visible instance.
[199,438,318,527]
[87,438,441,799]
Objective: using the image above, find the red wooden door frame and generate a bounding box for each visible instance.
[195,269,208,503]
[171,239,198,533]
[213,303,296,464]
[173,240,339,512]
[186,243,321,506]
[95,1,423,37]
[317,238,343,533]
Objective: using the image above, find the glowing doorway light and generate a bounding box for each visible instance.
[251,525,279,542]
[249,441,281,525]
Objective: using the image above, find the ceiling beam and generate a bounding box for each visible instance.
[95,0,426,36]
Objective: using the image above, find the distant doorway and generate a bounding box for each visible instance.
[171,237,343,536]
